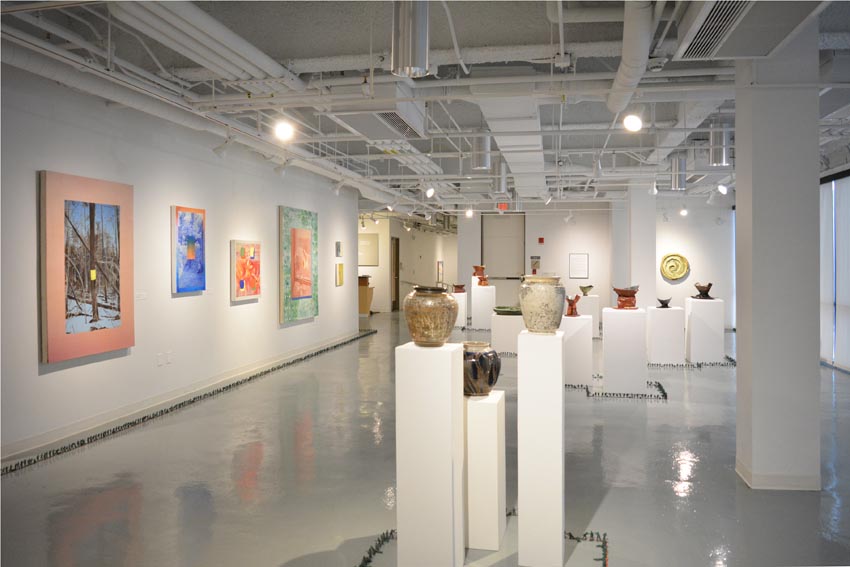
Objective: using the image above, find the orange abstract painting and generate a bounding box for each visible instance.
[290,228,312,299]
[231,240,261,302]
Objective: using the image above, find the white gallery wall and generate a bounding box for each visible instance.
[1,67,359,453]
[391,221,458,300]
[656,201,736,327]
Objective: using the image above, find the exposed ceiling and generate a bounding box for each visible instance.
[2,0,850,227]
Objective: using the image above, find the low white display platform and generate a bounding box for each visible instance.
[647,307,685,364]
[395,342,465,567]
[559,315,593,385]
[491,313,525,354]
[582,295,600,338]
[471,285,496,330]
[464,390,506,552]
[517,331,565,567]
[602,308,648,394]
[685,298,725,363]
[452,292,467,328]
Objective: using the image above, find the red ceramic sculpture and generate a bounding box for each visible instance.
[453,284,466,293]
[613,286,639,309]
[565,294,581,316]
[472,265,486,277]
[477,275,489,286]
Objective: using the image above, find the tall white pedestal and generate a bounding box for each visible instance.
[559,315,593,385]
[471,285,496,329]
[582,295,600,338]
[517,331,565,567]
[464,390,506,552]
[685,298,725,363]
[491,314,525,355]
[395,342,465,567]
[647,307,685,364]
[452,292,467,328]
[602,308,648,394]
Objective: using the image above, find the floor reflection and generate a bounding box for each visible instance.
[176,483,214,567]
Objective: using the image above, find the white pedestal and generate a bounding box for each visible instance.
[647,307,685,364]
[582,295,601,338]
[395,342,465,567]
[559,315,593,385]
[464,391,506,551]
[685,298,725,363]
[602,308,648,394]
[471,285,496,329]
[452,292,467,328]
[517,331,565,567]
[491,313,525,354]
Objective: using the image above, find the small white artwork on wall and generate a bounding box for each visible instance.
[569,253,589,279]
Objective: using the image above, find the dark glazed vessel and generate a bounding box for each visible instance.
[566,294,581,317]
[693,282,714,300]
[614,286,639,309]
[462,341,501,396]
[402,285,458,347]
[657,297,672,308]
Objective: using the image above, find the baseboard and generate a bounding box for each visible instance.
[2,329,376,470]
[736,458,821,491]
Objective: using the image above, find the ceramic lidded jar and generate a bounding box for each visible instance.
[518,275,566,333]
[462,341,501,396]
[403,285,458,347]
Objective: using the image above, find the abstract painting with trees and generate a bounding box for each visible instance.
[40,171,134,363]
[279,206,318,323]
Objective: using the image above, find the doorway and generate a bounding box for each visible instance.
[391,237,400,311]
[482,213,525,306]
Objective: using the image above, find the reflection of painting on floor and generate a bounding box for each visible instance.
[279,206,318,323]
[64,200,122,334]
[172,206,206,293]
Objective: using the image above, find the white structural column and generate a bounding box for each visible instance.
[559,315,593,385]
[628,184,656,308]
[395,343,465,566]
[517,331,565,567]
[735,20,820,490]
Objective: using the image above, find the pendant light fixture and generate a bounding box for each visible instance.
[391,0,430,78]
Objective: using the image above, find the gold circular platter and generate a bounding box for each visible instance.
[660,253,689,280]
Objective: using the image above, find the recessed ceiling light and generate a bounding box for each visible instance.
[623,114,643,132]
[274,121,295,141]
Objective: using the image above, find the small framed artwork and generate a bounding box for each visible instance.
[172,205,206,293]
[335,241,342,258]
[231,240,261,302]
[335,263,344,287]
[569,253,589,279]
[436,260,444,284]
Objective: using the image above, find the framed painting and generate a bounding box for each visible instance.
[335,241,342,258]
[358,233,379,266]
[569,253,589,279]
[39,171,134,363]
[335,263,344,287]
[231,240,261,302]
[172,206,206,293]
[436,260,444,284]
[280,206,318,323]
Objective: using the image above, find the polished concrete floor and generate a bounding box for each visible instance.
[2,313,849,566]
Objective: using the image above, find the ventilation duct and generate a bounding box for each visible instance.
[391,0,430,78]
[497,160,508,194]
[606,1,653,114]
[709,123,732,166]
[471,133,492,171]
[671,152,687,191]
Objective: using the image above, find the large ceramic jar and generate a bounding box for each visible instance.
[518,275,566,333]
[403,285,458,347]
[462,341,501,396]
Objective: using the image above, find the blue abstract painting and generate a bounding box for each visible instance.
[172,205,206,293]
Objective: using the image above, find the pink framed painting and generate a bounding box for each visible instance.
[39,171,134,363]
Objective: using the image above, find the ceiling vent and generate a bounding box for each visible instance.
[324,83,425,141]
[673,1,826,61]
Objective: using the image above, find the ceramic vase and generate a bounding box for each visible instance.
[403,285,458,347]
[566,294,581,317]
[477,275,489,286]
[657,297,672,308]
[613,286,639,309]
[519,275,566,333]
[472,265,486,277]
[462,341,501,396]
[579,285,594,296]
[693,282,714,300]
[453,284,466,293]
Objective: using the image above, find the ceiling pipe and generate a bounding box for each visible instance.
[709,122,733,166]
[391,0,430,78]
[606,1,653,114]
[545,2,674,24]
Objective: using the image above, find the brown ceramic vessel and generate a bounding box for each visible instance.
[472,265,486,277]
[565,294,581,317]
[614,286,639,309]
[403,285,458,347]
[453,284,466,293]
[477,275,489,286]
[693,282,714,300]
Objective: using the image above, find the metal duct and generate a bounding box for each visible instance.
[709,123,732,166]
[671,152,688,190]
[471,132,492,170]
[606,1,653,114]
[391,0,430,78]
[497,160,508,193]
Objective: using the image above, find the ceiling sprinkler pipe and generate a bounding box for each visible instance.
[471,132,492,171]
[498,160,509,193]
[391,0,430,78]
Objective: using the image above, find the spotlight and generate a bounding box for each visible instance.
[563,212,574,224]
[680,204,688,217]
[404,222,412,232]
[274,162,288,178]
[360,219,366,230]
[662,211,670,223]
[361,77,371,97]
[373,216,379,225]
[465,208,473,218]
[274,121,295,142]
[544,194,553,206]
[212,137,233,158]
[650,181,658,195]
[424,212,432,221]
[707,191,717,205]
[333,181,345,196]
[623,114,643,132]
[425,186,435,199]
[593,188,599,199]
[717,183,728,195]
[386,203,394,212]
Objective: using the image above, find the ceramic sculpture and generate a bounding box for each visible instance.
[453,283,466,293]
[660,253,689,281]
[657,297,672,308]
[693,282,714,300]
[613,285,639,309]
[566,294,581,317]
[462,341,501,396]
[477,275,489,286]
[519,275,566,333]
[493,305,522,316]
[579,285,594,296]
[472,265,486,277]
[402,285,458,347]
